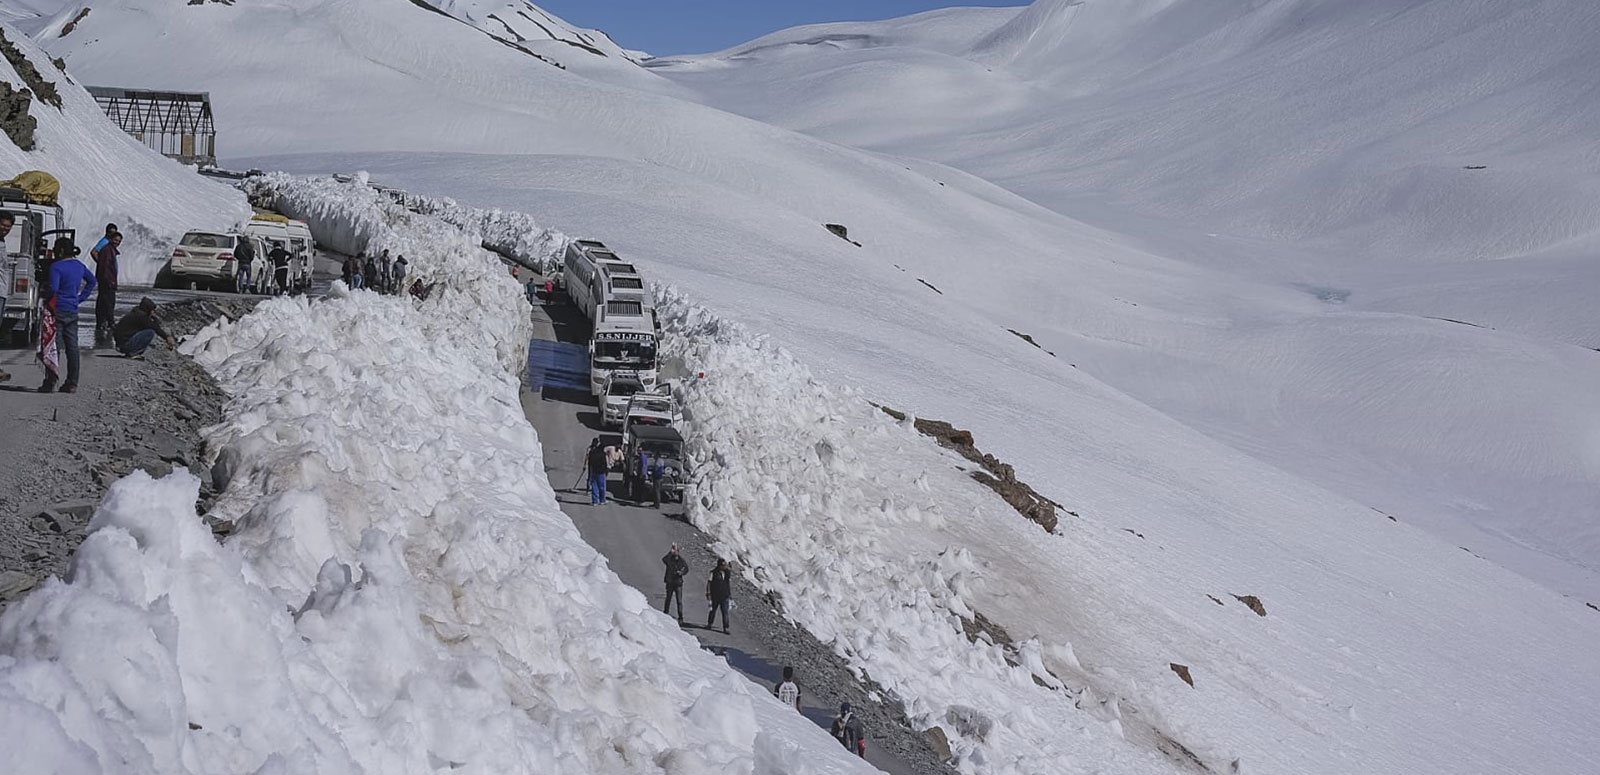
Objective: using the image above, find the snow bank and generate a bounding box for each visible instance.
[399,188,572,274]
[656,287,1183,775]
[0,174,877,775]
[0,22,248,284]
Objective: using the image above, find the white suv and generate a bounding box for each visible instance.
[159,231,247,291]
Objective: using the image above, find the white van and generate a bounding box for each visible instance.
[285,220,314,291]
[244,217,292,293]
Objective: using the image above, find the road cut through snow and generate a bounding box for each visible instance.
[0,174,886,775]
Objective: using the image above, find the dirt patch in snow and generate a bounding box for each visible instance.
[0,27,62,109]
[59,8,90,37]
[879,407,1059,533]
[1169,663,1194,687]
[1232,594,1267,617]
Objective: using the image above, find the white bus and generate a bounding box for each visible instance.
[564,242,645,321]
[590,299,659,396]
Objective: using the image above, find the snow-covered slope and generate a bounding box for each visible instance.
[647,0,1600,596]
[660,0,1600,267]
[6,1,1599,774]
[0,22,247,282]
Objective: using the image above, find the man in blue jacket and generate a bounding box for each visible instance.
[41,255,96,394]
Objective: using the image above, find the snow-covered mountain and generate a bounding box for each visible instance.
[0,21,246,280]
[3,1,1598,774]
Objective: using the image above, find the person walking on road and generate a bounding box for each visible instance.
[92,231,122,349]
[113,298,175,359]
[234,235,256,293]
[587,438,619,505]
[831,702,865,758]
[706,558,733,634]
[662,543,689,622]
[775,666,802,711]
[41,249,96,393]
[268,241,292,295]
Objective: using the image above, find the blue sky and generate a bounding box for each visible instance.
[535,1,1028,56]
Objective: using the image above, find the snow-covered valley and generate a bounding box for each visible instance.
[1,1,1598,774]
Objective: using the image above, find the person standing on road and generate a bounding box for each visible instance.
[112,298,176,359]
[41,248,96,393]
[662,543,689,622]
[377,250,393,293]
[775,667,802,711]
[345,253,364,289]
[831,703,865,758]
[587,438,617,505]
[269,241,291,295]
[525,276,540,305]
[234,235,256,293]
[92,232,122,349]
[89,223,117,265]
[706,558,733,634]
[392,254,408,294]
[363,252,378,291]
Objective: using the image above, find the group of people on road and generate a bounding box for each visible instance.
[0,214,175,394]
[660,544,867,758]
[659,544,734,633]
[343,248,408,294]
[232,236,297,296]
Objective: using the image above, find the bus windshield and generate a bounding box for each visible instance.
[594,338,657,368]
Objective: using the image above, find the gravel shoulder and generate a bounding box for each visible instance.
[0,297,259,608]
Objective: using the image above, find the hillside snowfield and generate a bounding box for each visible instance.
[4,1,1599,774]
[649,0,1600,599]
[0,22,247,282]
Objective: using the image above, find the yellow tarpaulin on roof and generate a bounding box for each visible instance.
[251,212,290,223]
[0,170,60,205]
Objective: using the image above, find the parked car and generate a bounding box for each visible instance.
[601,372,646,428]
[0,172,68,347]
[155,230,250,291]
[621,388,680,447]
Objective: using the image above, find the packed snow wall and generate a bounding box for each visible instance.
[655,288,1192,775]
[0,174,878,775]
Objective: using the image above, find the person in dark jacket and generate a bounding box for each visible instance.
[706,558,733,633]
[363,252,377,290]
[831,703,865,757]
[268,241,291,295]
[113,298,175,358]
[233,235,256,293]
[587,438,618,505]
[41,255,96,393]
[92,231,122,348]
[662,543,689,622]
[392,254,408,294]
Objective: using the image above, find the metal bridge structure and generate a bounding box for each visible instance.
[85,86,216,166]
